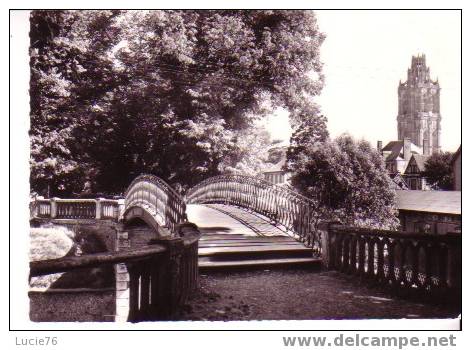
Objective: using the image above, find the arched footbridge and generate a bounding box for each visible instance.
[118,174,324,270]
[30,174,461,322]
[185,175,323,270]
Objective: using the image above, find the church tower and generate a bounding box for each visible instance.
[397,54,441,155]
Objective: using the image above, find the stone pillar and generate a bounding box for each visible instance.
[148,236,184,319]
[164,237,184,318]
[115,224,131,322]
[117,199,125,220]
[321,221,342,269]
[95,198,103,220]
[50,198,58,218]
[32,196,44,218]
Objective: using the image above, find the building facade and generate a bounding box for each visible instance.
[403,154,430,190]
[452,146,461,191]
[261,146,291,185]
[379,138,422,174]
[396,190,461,234]
[397,54,441,155]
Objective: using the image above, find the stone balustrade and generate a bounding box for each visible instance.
[325,224,461,299]
[30,197,124,221]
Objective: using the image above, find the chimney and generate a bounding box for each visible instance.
[403,138,411,162]
[423,138,430,156]
[377,140,383,153]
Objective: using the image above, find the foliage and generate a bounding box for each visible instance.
[29,10,326,196]
[422,152,455,190]
[289,134,399,229]
[284,107,329,172]
[217,125,272,176]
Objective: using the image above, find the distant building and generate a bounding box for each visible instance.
[261,146,291,185]
[389,172,409,190]
[397,54,441,155]
[378,54,442,190]
[396,190,461,234]
[378,138,423,174]
[403,154,430,190]
[452,146,461,191]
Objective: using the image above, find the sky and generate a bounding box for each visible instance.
[264,10,461,152]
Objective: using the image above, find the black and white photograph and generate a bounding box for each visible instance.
[8,4,465,344]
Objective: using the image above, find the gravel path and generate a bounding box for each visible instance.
[177,270,460,321]
[29,290,115,322]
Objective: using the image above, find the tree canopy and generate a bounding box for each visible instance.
[288,134,399,230]
[30,10,326,196]
[422,151,455,190]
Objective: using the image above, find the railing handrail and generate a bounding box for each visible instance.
[330,224,462,242]
[124,174,187,233]
[185,174,322,251]
[30,245,168,277]
[30,197,123,221]
[32,198,121,203]
[186,174,317,205]
[125,174,182,200]
[30,229,200,278]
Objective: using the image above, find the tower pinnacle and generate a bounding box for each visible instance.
[397,55,441,155]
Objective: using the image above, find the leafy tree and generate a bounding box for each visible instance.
[422,152,454,190]
[284,106,329,172]
[289,134,399,229]
[217,125,272,176]
[30,10,124,196]
[29,10,326,196]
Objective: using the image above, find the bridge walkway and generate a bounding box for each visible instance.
[186,204,322,271]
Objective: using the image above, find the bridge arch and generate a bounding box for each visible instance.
[123,174,187,237]
[185,174,321,251]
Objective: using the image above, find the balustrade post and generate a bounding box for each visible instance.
[377,239,385,281]
[410,243,419,287]
[387,241,396,284]
[126,262,141,322]
[95,198,103,220]
[438,243,449,290]
[367,238,375,279]
[117,199,125,220]
[33,196,44,218]
[358,236,365,277]
[148,236,185,319]
[325,221,341,269]
[50,198,58,218]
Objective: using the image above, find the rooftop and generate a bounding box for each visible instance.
[261,146,288,173]
[382,141,422,161]
[396,190,461,215]
[408,154,430,172]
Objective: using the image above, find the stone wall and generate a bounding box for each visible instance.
[31,218,119,252]
[398,210,461,234]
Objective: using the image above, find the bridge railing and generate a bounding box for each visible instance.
[30,223,200,322]
[186,175,322,252]
[30,197,123,221]
[325,224,461,298]
[124,174,187,234]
